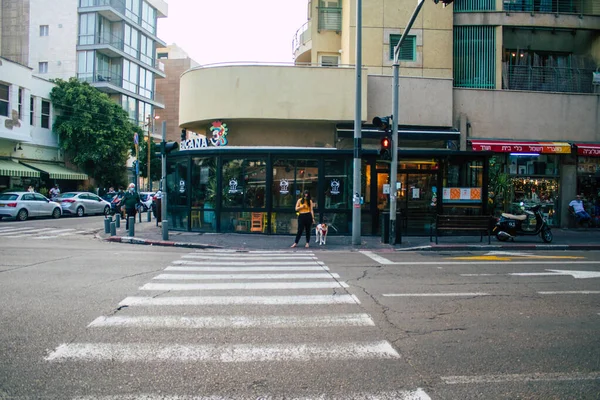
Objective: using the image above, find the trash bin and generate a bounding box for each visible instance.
[381,211,402,244]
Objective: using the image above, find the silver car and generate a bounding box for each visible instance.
[56,192,112,217]
[0,192,62,221]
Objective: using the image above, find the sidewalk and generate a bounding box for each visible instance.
[97,215,600,251]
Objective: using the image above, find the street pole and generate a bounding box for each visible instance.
[352,0,363,246]
[147,117,152,192]
[389,0,425,245]
[161,120,168,240]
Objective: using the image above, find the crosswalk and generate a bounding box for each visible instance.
[0,225,90,239]
[44,249,431,399]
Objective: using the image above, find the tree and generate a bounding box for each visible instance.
[50,78,141,187]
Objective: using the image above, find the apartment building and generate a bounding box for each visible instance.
[165,0,598,236]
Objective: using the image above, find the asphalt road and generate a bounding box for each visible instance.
[0,217,598,399]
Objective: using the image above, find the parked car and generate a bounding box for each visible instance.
[0,192,62,221]
[138,192,155,212]
[55,192,111,217]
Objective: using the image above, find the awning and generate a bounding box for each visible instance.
[21,162,88,180]
[0,159,40,178]
[575,143,600,156]
[469,140,571,154]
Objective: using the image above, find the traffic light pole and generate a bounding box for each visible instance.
[389,0,425,245]
[352,0,363,246]
[161,120,168,240]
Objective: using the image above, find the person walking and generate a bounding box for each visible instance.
[49,184,60,201]
[291,190,315,248]
[122,183,140,230]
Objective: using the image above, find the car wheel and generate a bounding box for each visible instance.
[76,206,85,217]
[52,207,61,219]
[103,206,111,216]
[17,209,28,221]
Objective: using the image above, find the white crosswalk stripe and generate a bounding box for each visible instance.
[46,250,427,398]
[0,226,90,239]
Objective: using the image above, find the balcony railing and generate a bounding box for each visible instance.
[78,0,126,15]
[78,70,123,86]
[292,21,312,55]
[502,64,597,93]
[502,0,600,15]
[318,7,342,32]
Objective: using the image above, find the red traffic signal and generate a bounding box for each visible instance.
[381,136,391,150]
[380,136,392,159]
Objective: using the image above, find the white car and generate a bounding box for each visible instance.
[55,192,112,217]
[0,192,62,221]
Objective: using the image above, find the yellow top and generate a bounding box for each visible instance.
[295,199,313,215]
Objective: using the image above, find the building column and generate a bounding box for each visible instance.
[9,84,19,119]
[458,113,468,151]
[559,155,577,228]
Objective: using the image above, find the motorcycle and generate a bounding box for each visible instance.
[493,203,553,243]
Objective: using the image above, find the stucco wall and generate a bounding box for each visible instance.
[367,75,454,127]
[179,65,367,128]
[454,88,600,141]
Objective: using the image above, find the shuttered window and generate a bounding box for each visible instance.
[390,34,416,61]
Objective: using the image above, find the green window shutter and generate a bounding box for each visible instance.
[390,34,416,61]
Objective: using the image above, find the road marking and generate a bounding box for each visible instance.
[7,228,59,237]
[172,260,325,267]
[72,389,431,400]
[183,255,317,260]
[0,226,35,233]
[450,255,585,261]
[538,291,600,295]
[34,230,88,239]
[383,292,490,297]
[45,341,400,362]
[119,294,361,306]
[165,266,330,272]
[368,261,600,265]
[153,273,340,280]
[442,371,600,384]
[359,251,395,265]
[463,270,600,279]
[140,281,349,291]
[176,260,322,266]
[88,314,375,329]
[0,228,56,236]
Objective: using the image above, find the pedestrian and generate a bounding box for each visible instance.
[49,184,60,200]
[27,185,34,193]
[291,190,315,248]
[122,183,140,229]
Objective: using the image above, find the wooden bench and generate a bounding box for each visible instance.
[431,215,494,244]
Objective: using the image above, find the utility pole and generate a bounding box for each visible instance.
[352,0,363,246]
[146,114,159,192]
[161,120,168,240]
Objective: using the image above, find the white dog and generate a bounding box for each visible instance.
[315,223,328,245]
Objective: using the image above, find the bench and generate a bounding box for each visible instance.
[431,215,494,244]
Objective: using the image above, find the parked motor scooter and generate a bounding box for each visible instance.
[493,203,553,243]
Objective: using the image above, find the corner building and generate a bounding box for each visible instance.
[170,0,600,236]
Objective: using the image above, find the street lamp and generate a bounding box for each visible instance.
[145,114,160,191]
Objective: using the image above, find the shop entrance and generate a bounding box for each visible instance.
[376,166,439,236]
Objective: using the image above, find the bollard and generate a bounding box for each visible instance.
[128,217,135,237]
[115,213,120,228]
[110,221,116,236]
[138,211,142,223]
[104,217,111,234]
[147,210,151,222]
[162,219,169,240]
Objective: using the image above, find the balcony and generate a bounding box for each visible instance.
[78,71,165,108]
[78,0,126,21]
[502,0,600,15]
[502,64,598,93]
[292,21,312,56]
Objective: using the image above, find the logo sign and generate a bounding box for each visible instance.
[180,137,209,150]
[210,121,229,147]
[279,179,289,194]
[330,179,340,195]
[228,179,239,194]
[179,179,186,193]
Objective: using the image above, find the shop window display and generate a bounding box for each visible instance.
[576,156,600,227]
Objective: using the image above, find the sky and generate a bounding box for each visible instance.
[157,0,309,65]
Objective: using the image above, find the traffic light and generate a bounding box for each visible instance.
[373,116,391,132]
[380,135,392,160]
[181,129,187,141]
[154,141,179,158]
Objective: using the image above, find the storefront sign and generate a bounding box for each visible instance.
[470,140,571,154]
[279,179,289,194]
[210,121,229,146]
[575,143,600,156]
[442,187,482,203]
[228,179,239,194]
[179,179,186,193]
[180,137,209,150]
[330,179,340,195]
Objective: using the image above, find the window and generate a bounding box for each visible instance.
[139,34,154,66]
[78,13,96,45]
[41,100,50,129]
[320,55,339,67]
[30,96,35,125]
[0,84,8,117]
[39,62,48,74]
[18,88,23,120]
[122,59,139,93]
[40,25,49,36]
[222,159,267,209]
[157,52,168,59]
[125,0,140,23]
[124,24,139,58]
[272,159,318,209]
[122,95,137,122]
[138,67,153,98]
[77,50,95,81]
[390,34,416,61]
[141,1,157,34]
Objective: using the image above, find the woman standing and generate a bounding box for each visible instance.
[291,190,315,248]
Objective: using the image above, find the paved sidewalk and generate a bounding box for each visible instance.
[96,215,600,251]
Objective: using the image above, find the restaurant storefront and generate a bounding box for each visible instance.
[574,143,600,226]
[165,147,490,236]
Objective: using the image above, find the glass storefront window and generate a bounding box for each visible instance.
[444,158,483,216]
[191,157,216,232]
[324,158,351,209]
[508,154,558,176]
[221,211,266,233]
[222,159,266,209]
[166,157,188,230]
[272,159,318,209]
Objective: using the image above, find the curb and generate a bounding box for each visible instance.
[104,236,223,249]
[396,244,600,251]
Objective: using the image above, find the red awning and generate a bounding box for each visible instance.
[575,143,600,156]
[469,140,571,154]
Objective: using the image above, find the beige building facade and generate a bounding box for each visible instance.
[172,0,599,236]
